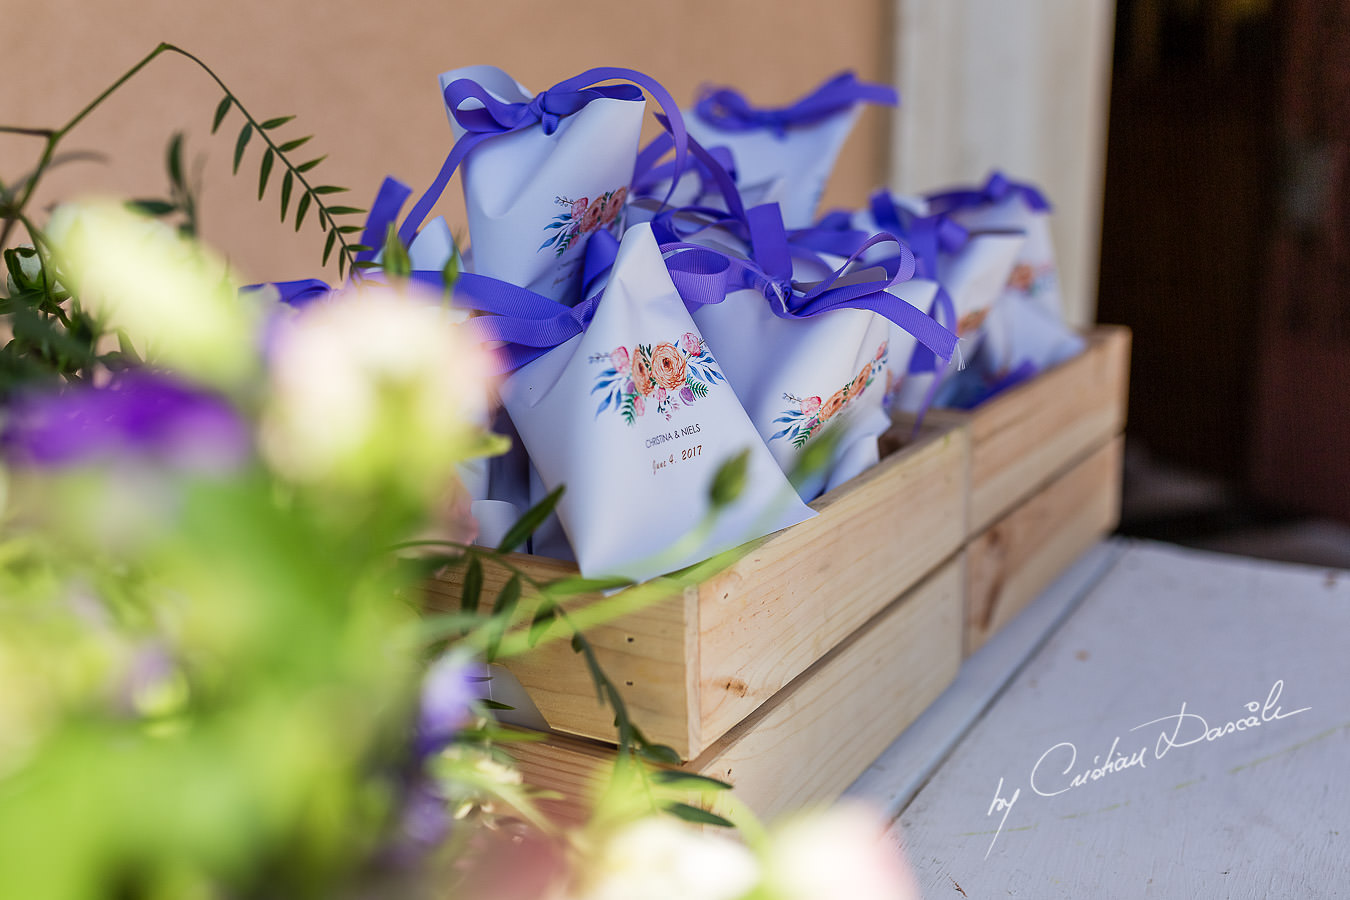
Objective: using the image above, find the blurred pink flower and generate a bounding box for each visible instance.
[571,198,589,219]
[611,346,630,374]
[800,396,822,417]
[680,332,701,355]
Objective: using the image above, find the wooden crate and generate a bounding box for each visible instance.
[508,556,964,823]
[439,326,1130,820]
[425,421,968,761]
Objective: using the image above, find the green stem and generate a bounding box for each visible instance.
[0,42,358,275]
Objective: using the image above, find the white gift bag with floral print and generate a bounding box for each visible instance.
[672,206,950,501]
[497,222,814,582]
[419,65,652,305]
[692,291,894,501]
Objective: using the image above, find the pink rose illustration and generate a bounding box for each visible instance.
[656,386,668,404]
[579,197,605,233]
[611,346,630,374]
[680,332,701,355]
[633,394,645,416]
[875,341,888,362]
[571,198,589,219]
[800,396,822,417]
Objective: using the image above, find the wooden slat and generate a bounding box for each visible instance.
[507,556,964,823]
[693,556,963,821]
[932,325,1130,534]
[964,435,1123,655]
[693,424,967,745]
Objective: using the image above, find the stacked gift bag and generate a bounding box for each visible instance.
[254,68,1083,584]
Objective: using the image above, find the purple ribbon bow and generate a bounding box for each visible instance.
[398,67,690,247]
[925,170,1051,216]
[694,71,899,139]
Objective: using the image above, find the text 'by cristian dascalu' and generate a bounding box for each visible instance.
[981,679,1311,859]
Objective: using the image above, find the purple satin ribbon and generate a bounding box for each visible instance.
[240,278,332,308]
[694,71,898,138]
[925,170,1051,216]
[660,225,956,366]
[632,130,738,199]
[398,67,690,247]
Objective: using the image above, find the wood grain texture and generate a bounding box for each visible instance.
[940,325,1130,534]
[895,542,1350,898]
[890,0,1117,328]
[694,424,966,743]
[427,422,967,759]
[964,435,1123,655]
[508,556,964,823]
[692,556,964,822]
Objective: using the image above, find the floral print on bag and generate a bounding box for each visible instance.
[1006,262,1058,298]
[771,342,888,448]
[590,332,725,424]
[539,186,628,257]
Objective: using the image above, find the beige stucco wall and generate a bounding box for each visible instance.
[0,0,892,283]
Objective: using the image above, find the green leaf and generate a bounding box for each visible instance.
[280,170,294,220]
[461,557,483,615]
[346,244,374,254]
[638,743,683,767]
[232,123,252,174]
[663,802,734,828]
[166,132,185,189]
[338,252,348,281]
[486,576,521,662]
[257,148,274,201]
[324,206,366,217]
[293,192,311,232]
[296,155,327,174]
[278,135,312,153]
[336,224,362,234]
[496,484,565,554]
[127,199,176,217]
[528,599,557,648]
[478,699,516,711]
[211,96,232,134]
[311,185,348,195]
[382,223,411,278]
[260,115,295,130]
[322,229,337,266]
[709,449,750,509]
[353,260,381,270]
[652,770,733,791]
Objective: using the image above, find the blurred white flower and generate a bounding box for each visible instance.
[259,284,503,500]
[762,803,920,900]
[575,818,760,900]
[48,201,258,387]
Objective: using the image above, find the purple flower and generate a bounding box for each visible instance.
[1,371,250,473]
[680,386,696,405]
[415,654,478,758]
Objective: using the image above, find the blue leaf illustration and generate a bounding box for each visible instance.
[596,392,612,416]
[770,427,793,441]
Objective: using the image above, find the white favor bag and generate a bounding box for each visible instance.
[499,223,815,582]
[681,73,897,228]
[436,65,648,304]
